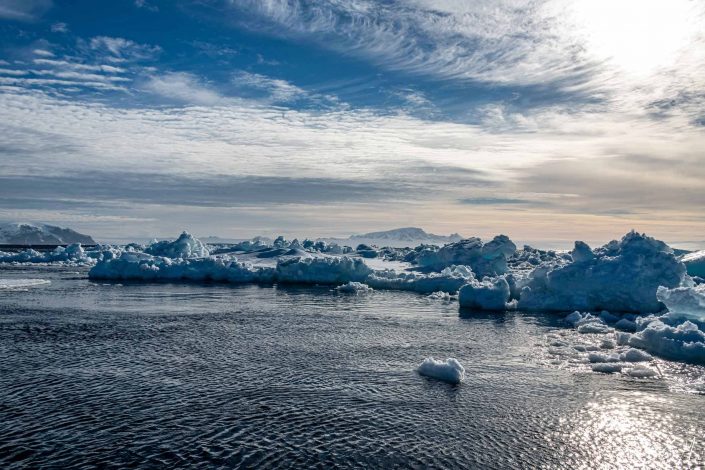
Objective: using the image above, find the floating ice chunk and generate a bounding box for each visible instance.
[458,277,510,311]
[588,352,620,363]
[428,291,453,301]
[89,253,274,283]
[591,363,623,373]
[600,338,616,349]
[0,243,99,265]
[417,357,465,384]
[518,231,686,313]
[620,348,653,362]
[276,256,372,285]
[0,278,51,289]
[335,281,373,294]
[367,265,472,294]
[144,232,209,259]
[626,318,705,365]
[656,284,705,322]
[615,318,638,332]
[577,321,613,334]
[682,250,705,278]
[416,235,516,276]
[565,311,583,326]
[625,365,658,378]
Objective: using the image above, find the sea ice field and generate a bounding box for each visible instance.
[1,231,704,468]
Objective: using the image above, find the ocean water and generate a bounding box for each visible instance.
[0,266,703,469]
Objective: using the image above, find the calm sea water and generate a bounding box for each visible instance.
[1,266,703,469]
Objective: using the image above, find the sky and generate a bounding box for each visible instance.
[0,0,704,247]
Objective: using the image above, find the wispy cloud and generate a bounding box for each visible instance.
[50,22,68,33]
[142,72,224,105]
[87,36,162,62]
[0,0,52,21]
[232,70,306,103]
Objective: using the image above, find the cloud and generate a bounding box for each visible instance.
[459,197,537,206]
[50,22,68,33]
[88,36,162,62]
[142,72,224,105]
[232,70,306,103]
[0,0,52,21]
[134,0,158,12]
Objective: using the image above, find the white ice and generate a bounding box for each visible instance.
[417,357,465,384]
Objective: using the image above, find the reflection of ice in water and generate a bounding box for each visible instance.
[552,393,703,468]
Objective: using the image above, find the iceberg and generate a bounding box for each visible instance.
[518,231,686,313]
[144,232,210,259]
[682,250,705,278]
[458,277,510,310]
[89,252,274,283]
[416,235,516,276]
[276,256,372,285]
[624,318,705,365]
[656,284,705,322]
[367,265,473,294]
[417,357,465,384]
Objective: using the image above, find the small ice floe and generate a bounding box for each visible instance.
[620,348,653,362]
[417,357,465,384]
[625,365,658,378]
[591,363,623,374]
[335,281,373,294]
[577,322,613,334]
[0,279,50,290]
[427,291,454,301]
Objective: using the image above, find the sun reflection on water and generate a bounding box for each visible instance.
[550,391,703,469]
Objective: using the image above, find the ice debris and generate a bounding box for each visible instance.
[417,357,465,384]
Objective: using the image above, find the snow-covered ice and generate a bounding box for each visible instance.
[416,235,516,276]
[335,282,373,294]
[518,231,686,313]
[656,284,705,322]
[417,357,465,384]
[144,232,210,259]
[682,250,705,278]
[458,277,510,310]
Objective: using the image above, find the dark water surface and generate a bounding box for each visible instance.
[1,266,703,469]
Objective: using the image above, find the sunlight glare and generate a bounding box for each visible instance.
[569,0,697,75]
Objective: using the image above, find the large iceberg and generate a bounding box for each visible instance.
[417,357,465,384]
[415,235,516,276]
[518,231,686,313]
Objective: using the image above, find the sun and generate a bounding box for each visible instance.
[567,0,698,75]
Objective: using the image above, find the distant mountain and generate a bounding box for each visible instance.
[348,227,463,246]
[0,222,96,245]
